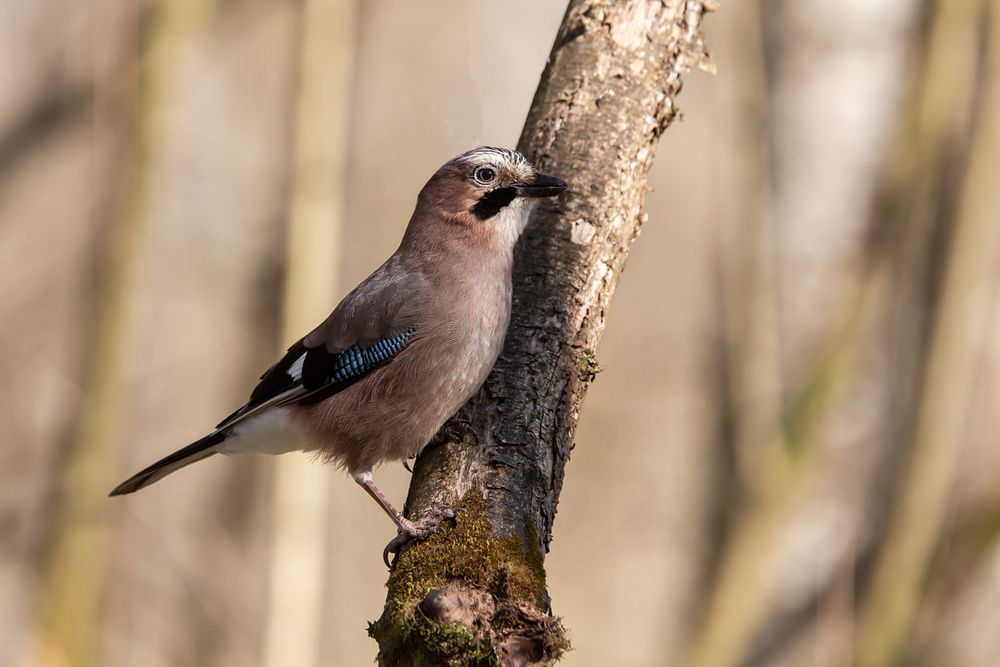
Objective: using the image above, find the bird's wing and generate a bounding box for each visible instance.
[215,258,427,431]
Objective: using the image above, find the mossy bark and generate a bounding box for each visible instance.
[369,492,566,666]
[371,2,714,664]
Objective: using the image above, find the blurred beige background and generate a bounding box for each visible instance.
[3,1,1000,666]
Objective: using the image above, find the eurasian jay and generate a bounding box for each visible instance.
[110,146,567,558]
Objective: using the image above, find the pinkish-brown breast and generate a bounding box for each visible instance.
[298,235,514,475]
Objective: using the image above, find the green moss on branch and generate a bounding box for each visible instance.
[369,491,569,666]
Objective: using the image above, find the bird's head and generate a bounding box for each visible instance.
[415,147,567,247]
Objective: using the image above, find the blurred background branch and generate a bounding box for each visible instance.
[262,1,355,666]
[858,1,1000,664]
[30,1,144,663]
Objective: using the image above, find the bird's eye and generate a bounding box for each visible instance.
[474,167,496,184]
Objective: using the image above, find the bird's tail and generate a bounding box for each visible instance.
[109,431,227,496]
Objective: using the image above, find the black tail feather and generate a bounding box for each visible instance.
[109,431,226,496]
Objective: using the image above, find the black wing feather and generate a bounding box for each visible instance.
[250,339,309,404]
[217,326,418,427]
[215,339,307,428]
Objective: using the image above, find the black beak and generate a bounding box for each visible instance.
[514,172,568,198]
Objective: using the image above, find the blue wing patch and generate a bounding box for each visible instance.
[224,325,418,423]
[327,326,417,383]
[296,325,418,405]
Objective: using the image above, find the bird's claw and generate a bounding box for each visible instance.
[382,503,463,568]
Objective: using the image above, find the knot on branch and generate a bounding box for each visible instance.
[415,584,564,667]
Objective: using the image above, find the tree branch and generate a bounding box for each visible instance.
[369,2,714,664]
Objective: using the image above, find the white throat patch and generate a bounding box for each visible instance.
[494,197,534,250]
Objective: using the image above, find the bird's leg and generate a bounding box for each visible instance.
[353,471,457,567]
[354,471,411,532]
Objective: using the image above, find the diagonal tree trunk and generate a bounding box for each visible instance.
[368,2,715,664]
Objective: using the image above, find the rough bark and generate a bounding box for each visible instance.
[369,2,714,664]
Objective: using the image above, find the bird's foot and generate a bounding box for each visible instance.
[383,503,461,568]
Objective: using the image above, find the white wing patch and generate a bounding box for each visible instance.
[287,351,306,381]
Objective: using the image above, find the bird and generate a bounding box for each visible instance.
[110,146,567,561]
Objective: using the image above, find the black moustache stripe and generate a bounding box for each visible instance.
[471,186,517,220]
